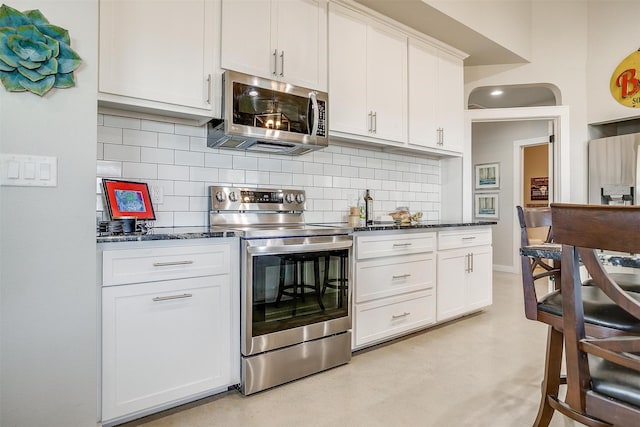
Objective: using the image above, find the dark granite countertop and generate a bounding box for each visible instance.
[351,220,497,232]
[520,243,640,269]
[96,226,238,243]
[97,221,496,243]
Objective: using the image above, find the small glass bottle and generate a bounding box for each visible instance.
[364,189,374,225]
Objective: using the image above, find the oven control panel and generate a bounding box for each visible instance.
[210,186,306,211]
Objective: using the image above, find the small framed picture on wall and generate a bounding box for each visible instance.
[475,193,499,219]
[475,163,500,190]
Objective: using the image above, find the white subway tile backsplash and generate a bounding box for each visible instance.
[323,164,341,177]
[175,150,205,167]
[97,160,122,177]
[97,114,442,227]
[103,144,140,162]
[269,172,292,186]
[233,156,258,170]
[258,158,282,172]
[175,181,206,197]
[189,166,219,182]
[205,152,233,168]
[159,133,190,151]
[98,126,123,144]
[314,175,332,187]
[303,162,323,175]
[123,129,158,147]
[189,196,209,212]
[122,162,157,179]
[219,168,245,183]
[103,115,141,130]
[158,164,189,181]
[175,123,206,137]
[157,195,189,212]
[141,120,175,134]
[245,170,270,185]
[174,211,208,227]
[141,147,174,165]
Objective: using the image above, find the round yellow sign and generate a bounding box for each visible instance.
[611,49,640,108]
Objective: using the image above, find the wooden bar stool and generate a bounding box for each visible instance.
[322,251,349,308]
[275,254,325,315]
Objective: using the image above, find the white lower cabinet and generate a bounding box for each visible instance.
[352,227,493,349]
[353,232,436,349]
[436,229,493,322]
[100,239,238,425]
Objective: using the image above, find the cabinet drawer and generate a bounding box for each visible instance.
[103,244,230,286]
[356,232,435,260]
[354,290,435,347]
[355,253,435,303]
[437,228,492,251]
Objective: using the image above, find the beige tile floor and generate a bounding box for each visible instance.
[121,272,575,427]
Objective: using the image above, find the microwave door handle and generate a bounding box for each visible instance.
[309,91,319,136]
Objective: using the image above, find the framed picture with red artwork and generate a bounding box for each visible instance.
[102,179,156,220]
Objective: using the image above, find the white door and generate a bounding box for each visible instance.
[466,246,493,311]
[436,249,467,322]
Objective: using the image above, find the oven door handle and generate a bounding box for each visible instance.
[247,240,352,255]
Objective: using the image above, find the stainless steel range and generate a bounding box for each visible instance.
[209,186,352,395]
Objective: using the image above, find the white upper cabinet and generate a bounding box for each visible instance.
[408,38,464,153]
[329,5,407,144]
[99,0,220,122]
[221,0,327,91]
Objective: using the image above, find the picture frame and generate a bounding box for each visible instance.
[474,193,499,219]
[475,162,500,190]
[530,176,549,200]
[102,179,156,220]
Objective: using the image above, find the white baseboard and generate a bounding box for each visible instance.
[493,264,518,274]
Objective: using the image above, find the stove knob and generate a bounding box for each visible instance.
[295,193,305,204]
[215,191,227,202]
[285,193,295,203]
[228,191,238,202]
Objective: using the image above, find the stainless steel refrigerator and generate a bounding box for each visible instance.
[588,133,640,205]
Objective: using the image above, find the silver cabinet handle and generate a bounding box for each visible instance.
[368,111,373,132]
[470,253,474,272]
[205,74,211,104]
[280,50,285,77]
[392,312,410,319]
[393,243,412,247]
[392,274,412,279]
[152,293,193,302]
[153,260,194,267]
[465,253,470,273]
[372,111,377,133]
[273,49,278,75]
[440,128,444,145]
[462,236,477,240]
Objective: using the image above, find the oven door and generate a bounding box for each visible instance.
[242,235,352,356]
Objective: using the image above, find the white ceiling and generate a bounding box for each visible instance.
[354,0,528,66]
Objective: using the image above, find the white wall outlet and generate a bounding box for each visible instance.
[150,185,164,205]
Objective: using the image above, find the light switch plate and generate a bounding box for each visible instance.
[0,154,57,187]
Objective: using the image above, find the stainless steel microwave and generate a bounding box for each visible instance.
[207,71,328,156]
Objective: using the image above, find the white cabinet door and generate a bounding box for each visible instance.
[436,50,464,153]
[366,24,407,143]
[276,0,325,90]
[329,5,407,143]
[436,248,467,322]
[466,245,493,312]
[102,275,231,422]
[220,0,272,79]
[328,5,368,136]
[221,0,326,90]
[99,0,214,111]
[408,39,464,153]
[408,39,438,149]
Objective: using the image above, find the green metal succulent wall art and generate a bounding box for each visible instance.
[0,4,82,96]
